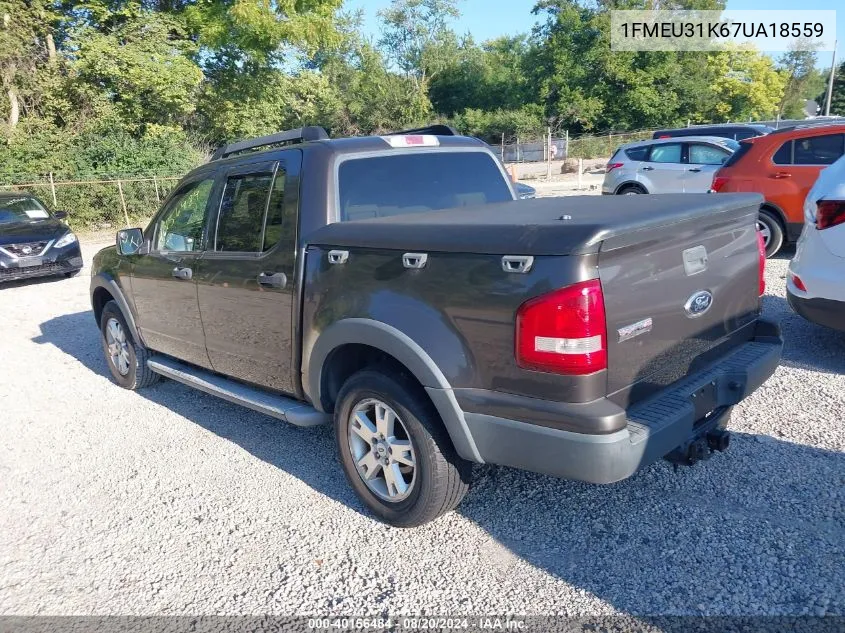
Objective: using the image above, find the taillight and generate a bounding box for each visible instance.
[606,162,624,172]
[515,280,607,375]
[756,230,766,296]
[816,200,845,230]
[789,271,807,292]
[711,176,729,192]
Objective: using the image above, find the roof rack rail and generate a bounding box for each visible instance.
[211,126,329,160]
[386,124,460,136]
[769,120,845,135]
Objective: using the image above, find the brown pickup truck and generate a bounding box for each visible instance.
[91,125,783,526]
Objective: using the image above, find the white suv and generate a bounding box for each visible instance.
[787,154,845,331]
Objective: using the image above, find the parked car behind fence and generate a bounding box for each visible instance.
[603,136,738,195]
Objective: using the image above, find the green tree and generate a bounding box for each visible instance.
[0,1,63,130]
[71,13,203,128]
[197,67,342,142]
[377,0,461,81]
[183,0,344,68]
[778,47,825,119]
[703,47,786,122]
[323,43,432,135]
[817,61,845,117]
[530,0,694,131]
[428,35,534,117]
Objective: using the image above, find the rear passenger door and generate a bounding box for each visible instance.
[640,143,685,193]
[195,151,302,394]
[684,142,731,192]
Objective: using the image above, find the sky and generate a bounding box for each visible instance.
[344,0,841,68]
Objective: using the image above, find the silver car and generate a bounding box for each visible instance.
[602,136,739,195]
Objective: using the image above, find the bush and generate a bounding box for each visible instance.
[452,105,546,143]
[0,118,204,228]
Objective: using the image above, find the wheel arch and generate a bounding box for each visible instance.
[306,319,483,463]
[90,273,145,347]
[759,202,788,232]
[615,181,647,194]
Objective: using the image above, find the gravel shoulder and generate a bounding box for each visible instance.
[0,230,842,617]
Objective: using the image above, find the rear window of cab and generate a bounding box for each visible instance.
[337,151,513,221]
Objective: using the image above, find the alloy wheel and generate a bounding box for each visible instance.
[347,398,417,502]
[105,317,131,376]
[756,220,772,247]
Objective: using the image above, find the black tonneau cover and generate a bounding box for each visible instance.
[305,193,763,256]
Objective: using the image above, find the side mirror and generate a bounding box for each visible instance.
[117,228,145,256]
[53,210,68,220]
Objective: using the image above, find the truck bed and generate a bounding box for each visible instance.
[305,193,764,256]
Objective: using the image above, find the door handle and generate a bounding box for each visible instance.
[171,267,192,280]
[641,166,654,171]
[688,168,702,173]
[772,171,792,179]
[257,271,287,289]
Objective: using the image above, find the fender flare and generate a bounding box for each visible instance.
[305,318,483,463]
[90,273,145,347]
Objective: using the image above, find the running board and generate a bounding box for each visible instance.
[147,356,329,427]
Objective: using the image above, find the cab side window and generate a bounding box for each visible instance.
[263,169,287,252]
[156,178,215,252]
[215,172,274,252]
[214,167,288,253]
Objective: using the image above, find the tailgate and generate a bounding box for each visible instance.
[599,201,760,406]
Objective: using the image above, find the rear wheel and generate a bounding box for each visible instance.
[334,369,472,527]
[99,300,159,390]
[617,184,646,195]
[758,209,784,257]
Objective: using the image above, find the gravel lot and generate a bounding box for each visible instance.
[0,232,843,618]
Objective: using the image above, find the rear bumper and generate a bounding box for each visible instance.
[463,319,782,484]
[787,292,845,332]
[0,243,83,283]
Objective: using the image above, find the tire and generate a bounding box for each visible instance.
[758,209,784,257]
[617,184,646,195]
[334,369,472,527]
[99,300,159,390]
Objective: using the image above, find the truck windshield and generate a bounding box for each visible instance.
[338,151,513,221]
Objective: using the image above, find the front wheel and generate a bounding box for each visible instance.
[335,370,472,527]
[99,300,159,390]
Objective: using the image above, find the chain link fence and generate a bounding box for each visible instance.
[495,129,658,164]
[0,175,180,229]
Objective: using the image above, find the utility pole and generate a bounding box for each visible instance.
[824,40,837,117]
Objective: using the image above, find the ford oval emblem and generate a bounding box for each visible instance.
[684,290,713,318]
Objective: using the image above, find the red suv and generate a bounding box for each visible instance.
[711,124,845,256]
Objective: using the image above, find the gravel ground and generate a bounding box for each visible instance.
[0,236,842,618]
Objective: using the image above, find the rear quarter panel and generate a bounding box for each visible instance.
[300,246,603,404]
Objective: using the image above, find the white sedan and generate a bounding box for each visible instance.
[787,154,845,331]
